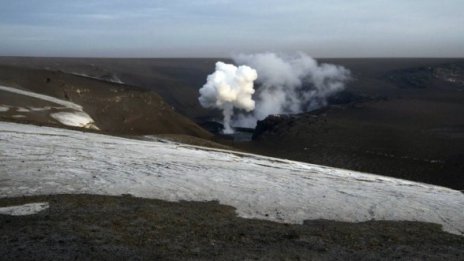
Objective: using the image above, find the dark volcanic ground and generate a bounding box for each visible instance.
[0,57,463,190]
[0,58,464,259]
[239,97,464,190]
[0,57,221,120]
[0,64,212,138]
[1,57,464,190]
[1,194,463,261]
[239,59,464,190]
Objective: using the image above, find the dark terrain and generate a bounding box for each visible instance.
[0,64,212,138]
[0,57,463,190]
[1,194,463,261]
[0,57,221,120]
[1,57,464,259]
[240,59,464,190]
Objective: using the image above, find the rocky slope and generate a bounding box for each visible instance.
[0,65,212,138]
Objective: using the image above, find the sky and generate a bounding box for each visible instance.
[0,0,463,58]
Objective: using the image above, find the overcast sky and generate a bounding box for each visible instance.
[1,0,463,58]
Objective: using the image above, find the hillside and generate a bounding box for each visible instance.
[0,64,212,138]
[0,57,463,190]
[243,60,464,190]
[0,121,463,259]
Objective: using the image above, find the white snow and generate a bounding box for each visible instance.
[71,72,124,84]
[0,85,99,130]
[0,85,83,111]
[0,122,463,235]
[0,202,49,216]
[29,106,53,112]
[0,105,10,112]
[51,112,99,130]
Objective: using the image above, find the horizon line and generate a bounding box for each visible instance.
[1,55,464,60]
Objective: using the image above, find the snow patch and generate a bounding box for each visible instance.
[0,122,463,235]
[16,107,30,112]
[51,112,99,130]
[0,85,99,130]
[0,105,10,112]
[0,85,83,111]
[29,106,53,112]
[0,202,49,216]
[71,72,124,84]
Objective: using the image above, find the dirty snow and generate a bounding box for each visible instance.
[0,202,49,216]
[51,112,99,130]
[0,122,463,235]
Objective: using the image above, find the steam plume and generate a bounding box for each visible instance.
[233,52,351,128]
[199,53,351,133]
[198,62,258,134]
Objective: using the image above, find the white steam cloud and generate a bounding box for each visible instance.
[198,62,258,134]
[232,52,351,128]
[198,52,351,133]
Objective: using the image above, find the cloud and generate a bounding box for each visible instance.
[0,1,463,57]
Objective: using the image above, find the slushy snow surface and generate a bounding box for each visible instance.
[0,202,49,216]
[0,122,463,235]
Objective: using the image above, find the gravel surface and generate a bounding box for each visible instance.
[0,194,463,260]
